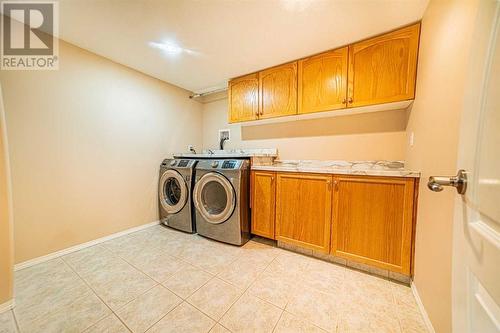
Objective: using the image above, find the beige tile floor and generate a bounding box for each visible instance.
[0,225,429,333]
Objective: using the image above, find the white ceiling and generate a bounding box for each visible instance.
[54,0,428,93]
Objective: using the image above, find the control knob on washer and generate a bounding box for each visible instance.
[211,161,219,168]
[170,160,176,166]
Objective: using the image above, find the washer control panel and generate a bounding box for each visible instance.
[161,159,196,168]
[195,159,248,171]
[222,160,238,169]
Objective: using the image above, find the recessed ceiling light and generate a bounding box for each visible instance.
[149,41,196,56]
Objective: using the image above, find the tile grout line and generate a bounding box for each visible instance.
[59,257,131,333]
[214,252,282,331]
[11,310,22,333]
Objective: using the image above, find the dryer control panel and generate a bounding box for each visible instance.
[196,159,247,171]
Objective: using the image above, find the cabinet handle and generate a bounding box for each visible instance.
[342,98,346,104]
[333,180,338,190]
[327,180,332,190]
[348,97,353,104]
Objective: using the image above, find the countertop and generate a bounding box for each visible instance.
[251,160,420,178]
[174,148,278,159]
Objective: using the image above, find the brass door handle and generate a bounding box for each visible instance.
[348,97,353,104]
[428,170,467,194]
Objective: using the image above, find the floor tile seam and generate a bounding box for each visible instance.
[214,263,268,291]
[109,249,183,285]
[270,307,285,333]
[184,277,243,322]
[17,288,104,333]
[185,271,254,324]
[11,310,22,333]
[221,253,278,296]
[111,282,162,315]
[175,257,217,277]
[116,293,183,333]
[284,309,331,333]
[141,300,198,333]
[59,258,120,332]
[213,258,278,328]
[161,273,215,301]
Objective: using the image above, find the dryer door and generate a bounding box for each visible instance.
[159,169,188,214]
[194,172,236,224]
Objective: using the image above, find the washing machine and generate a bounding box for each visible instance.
[158,158,197,233]
[193,159,250,245]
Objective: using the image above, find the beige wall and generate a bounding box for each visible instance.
[0,40,203,263]
[0,85,14,304]
[407,0,480,332]
[202,97,407,161]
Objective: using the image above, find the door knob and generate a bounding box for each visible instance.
[427,169,467,194]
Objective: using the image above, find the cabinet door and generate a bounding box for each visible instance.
[259,62,297,119]
[250,171,276,239]
[298,47,348,114]
[276,173,332,253]
[331,176,415,274]
[228,73,259,123]
[347,23,420,108]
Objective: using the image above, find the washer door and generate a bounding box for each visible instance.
[159,169,188,214]
[194,172,236,224]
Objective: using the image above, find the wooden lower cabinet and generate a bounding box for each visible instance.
[250,171,276,239]
[275,173,332,253]
[331,175,416,274]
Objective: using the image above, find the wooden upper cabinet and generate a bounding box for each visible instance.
[250,171,276,239]
[347,23,420,108]
[331,175,416,274]
[298,47,348,114]
[275,173,332,253]
[228,73,259,123]
[259,62,298,119]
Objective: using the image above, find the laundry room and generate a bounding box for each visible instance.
[0,1,499,333]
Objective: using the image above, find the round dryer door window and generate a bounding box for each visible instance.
[159,169,188,214]
[194,172,235,224]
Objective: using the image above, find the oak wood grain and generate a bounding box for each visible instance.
[259,62,298,119]
[331,175,415,274]
[228,73,259,123]
[347,23,420,108]
[251,171,276,239]
[298,47,348,114]
[275,173,332,253]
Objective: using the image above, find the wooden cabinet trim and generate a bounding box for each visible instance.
[228,73,259,123]
[275,173,333,253]
[250,171,276,239]
[258,62,298,120]
[347,23,420,108]
[331,175,415,274]
[298,47,348,114]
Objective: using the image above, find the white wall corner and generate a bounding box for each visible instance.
[14,220,160,271]
[411,281,436,333]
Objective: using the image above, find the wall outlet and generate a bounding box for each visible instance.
[218,129,230,142]
[409,132,415,147]
[187,144,194,152]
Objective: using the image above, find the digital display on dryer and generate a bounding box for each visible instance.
[222,160,237,169]
[177,160,189,167]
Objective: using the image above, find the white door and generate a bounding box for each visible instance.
[446,1,500,331]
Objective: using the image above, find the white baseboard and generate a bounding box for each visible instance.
[14,220,160,271]
[0,299,15,314]
[411,282,436,333]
